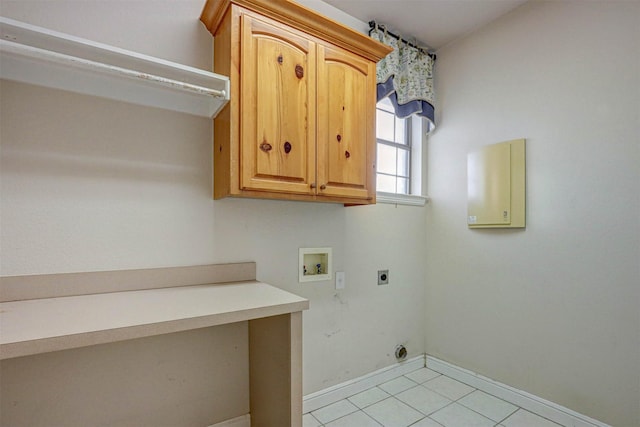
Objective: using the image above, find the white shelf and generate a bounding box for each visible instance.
[0,17,229,118]
[0,280,308,360]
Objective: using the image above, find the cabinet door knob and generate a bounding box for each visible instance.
[320,184,326,190]
[260,142,273,152]
[295,64,304,79]
[336,134,341,142]
[284,141,292,153]
[345,150,351,158]
[310,183,317,189]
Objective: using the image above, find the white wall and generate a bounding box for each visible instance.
[1,323,249,426]
[425,1,640,426]
[0,1,427,422]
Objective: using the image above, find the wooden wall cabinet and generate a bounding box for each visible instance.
[201,0,392,204]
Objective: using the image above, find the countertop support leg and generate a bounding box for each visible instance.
[249,312,303,427]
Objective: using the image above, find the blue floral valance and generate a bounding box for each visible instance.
[369,25,436,132]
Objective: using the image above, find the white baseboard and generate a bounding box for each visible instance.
[207,414,250,427]
[303,355,425,413]
[426,355,610,427]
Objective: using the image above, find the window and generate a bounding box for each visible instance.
[375,98,428,206]
[376,97,411,194]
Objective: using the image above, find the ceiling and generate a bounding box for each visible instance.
[322,0,528,51]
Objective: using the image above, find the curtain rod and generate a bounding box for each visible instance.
[368,20,436,61]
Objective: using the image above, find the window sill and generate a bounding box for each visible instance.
[376,192,430,206]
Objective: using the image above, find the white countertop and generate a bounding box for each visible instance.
[0,281,309,360]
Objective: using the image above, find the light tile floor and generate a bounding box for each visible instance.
[304,367,564,427]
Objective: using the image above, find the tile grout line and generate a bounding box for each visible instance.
[307,365,565,427]
[346,385,391,410]
[453,390,520,426]
[426,356,606,427]
[372,372,484,427]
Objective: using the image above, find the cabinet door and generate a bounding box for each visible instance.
[467,142,512,226]
[240,14,316,195]
[316,44,376,200]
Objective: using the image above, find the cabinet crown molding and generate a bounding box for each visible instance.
[200,0,392,62]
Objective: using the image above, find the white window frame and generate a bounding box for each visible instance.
[375,102,429,206]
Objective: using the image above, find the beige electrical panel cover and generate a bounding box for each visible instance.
[467,139,525,228]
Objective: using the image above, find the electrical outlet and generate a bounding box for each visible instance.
[378,270,389,285]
